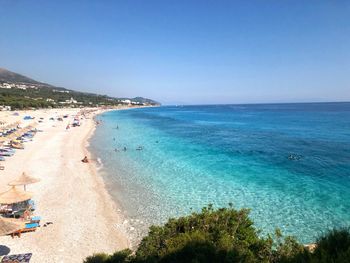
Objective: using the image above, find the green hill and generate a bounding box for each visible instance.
[0,68,160,110]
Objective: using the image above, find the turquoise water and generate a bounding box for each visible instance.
[90,103,350,243]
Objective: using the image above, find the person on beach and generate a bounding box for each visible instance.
[81,156,89,163]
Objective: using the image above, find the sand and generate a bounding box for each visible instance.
[0,108,129,262]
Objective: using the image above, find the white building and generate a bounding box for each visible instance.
[59,97,79,105]
[121,99,131,104]
[0,105,11,111]
[17,84,27,90]
[0,83,12,89]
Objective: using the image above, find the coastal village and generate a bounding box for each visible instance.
[0,68,160,112]
[0,80,154,110]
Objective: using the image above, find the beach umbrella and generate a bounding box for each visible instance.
[8,172,41,191]
[0,216,25,236]
[0,186,33,205]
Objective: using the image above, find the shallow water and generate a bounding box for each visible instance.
[90,103,350,243]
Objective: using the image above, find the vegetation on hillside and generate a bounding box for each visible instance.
[0,68,160,109]
[0,86,160,109]
[84,205,350,263]
[0,86,119,109]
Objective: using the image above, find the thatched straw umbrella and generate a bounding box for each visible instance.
[0,186,33,205]
[0,216,25,236]
[8,172,41,191]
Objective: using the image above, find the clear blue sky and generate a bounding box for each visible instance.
[0,1,349,105]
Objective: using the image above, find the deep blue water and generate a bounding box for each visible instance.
[90,103,350,243]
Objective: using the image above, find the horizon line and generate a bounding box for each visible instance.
[161,100,350,107]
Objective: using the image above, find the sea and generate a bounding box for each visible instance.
[89,102,350,244]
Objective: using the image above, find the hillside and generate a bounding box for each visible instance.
[0,68,160,110]
[0,68,45,85]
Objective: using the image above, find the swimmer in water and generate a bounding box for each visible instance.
[288,154,302,161]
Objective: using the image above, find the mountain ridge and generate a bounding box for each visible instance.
[0,68,49,85]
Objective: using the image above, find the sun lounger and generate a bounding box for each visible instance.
[23,223,39,230]
[11,223,39,238]
[1,253,32,262]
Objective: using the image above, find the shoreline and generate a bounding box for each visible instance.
[0,108,130,262]
[84,108,133,246]
[83,108,132,246]
[89,109,147,249]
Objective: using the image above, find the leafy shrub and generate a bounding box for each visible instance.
[307,228,350,263]
[84,250,133,263]
[134,205,275,262]
[84,206,350,262]
[84,253,111,263]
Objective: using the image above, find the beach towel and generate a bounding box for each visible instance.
[1,253,32,262]
[25,223,39,229]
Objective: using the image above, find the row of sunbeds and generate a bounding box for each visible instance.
[0,127,38,170]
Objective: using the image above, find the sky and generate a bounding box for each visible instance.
[0,0,349,105]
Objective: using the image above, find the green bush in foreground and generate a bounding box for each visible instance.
[309,228,350,263]
[84,205,350,263]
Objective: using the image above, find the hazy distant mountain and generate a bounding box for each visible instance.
[131,97,160,105]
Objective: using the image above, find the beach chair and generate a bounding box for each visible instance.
[0,165,4,170]
[11,223,39,238]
